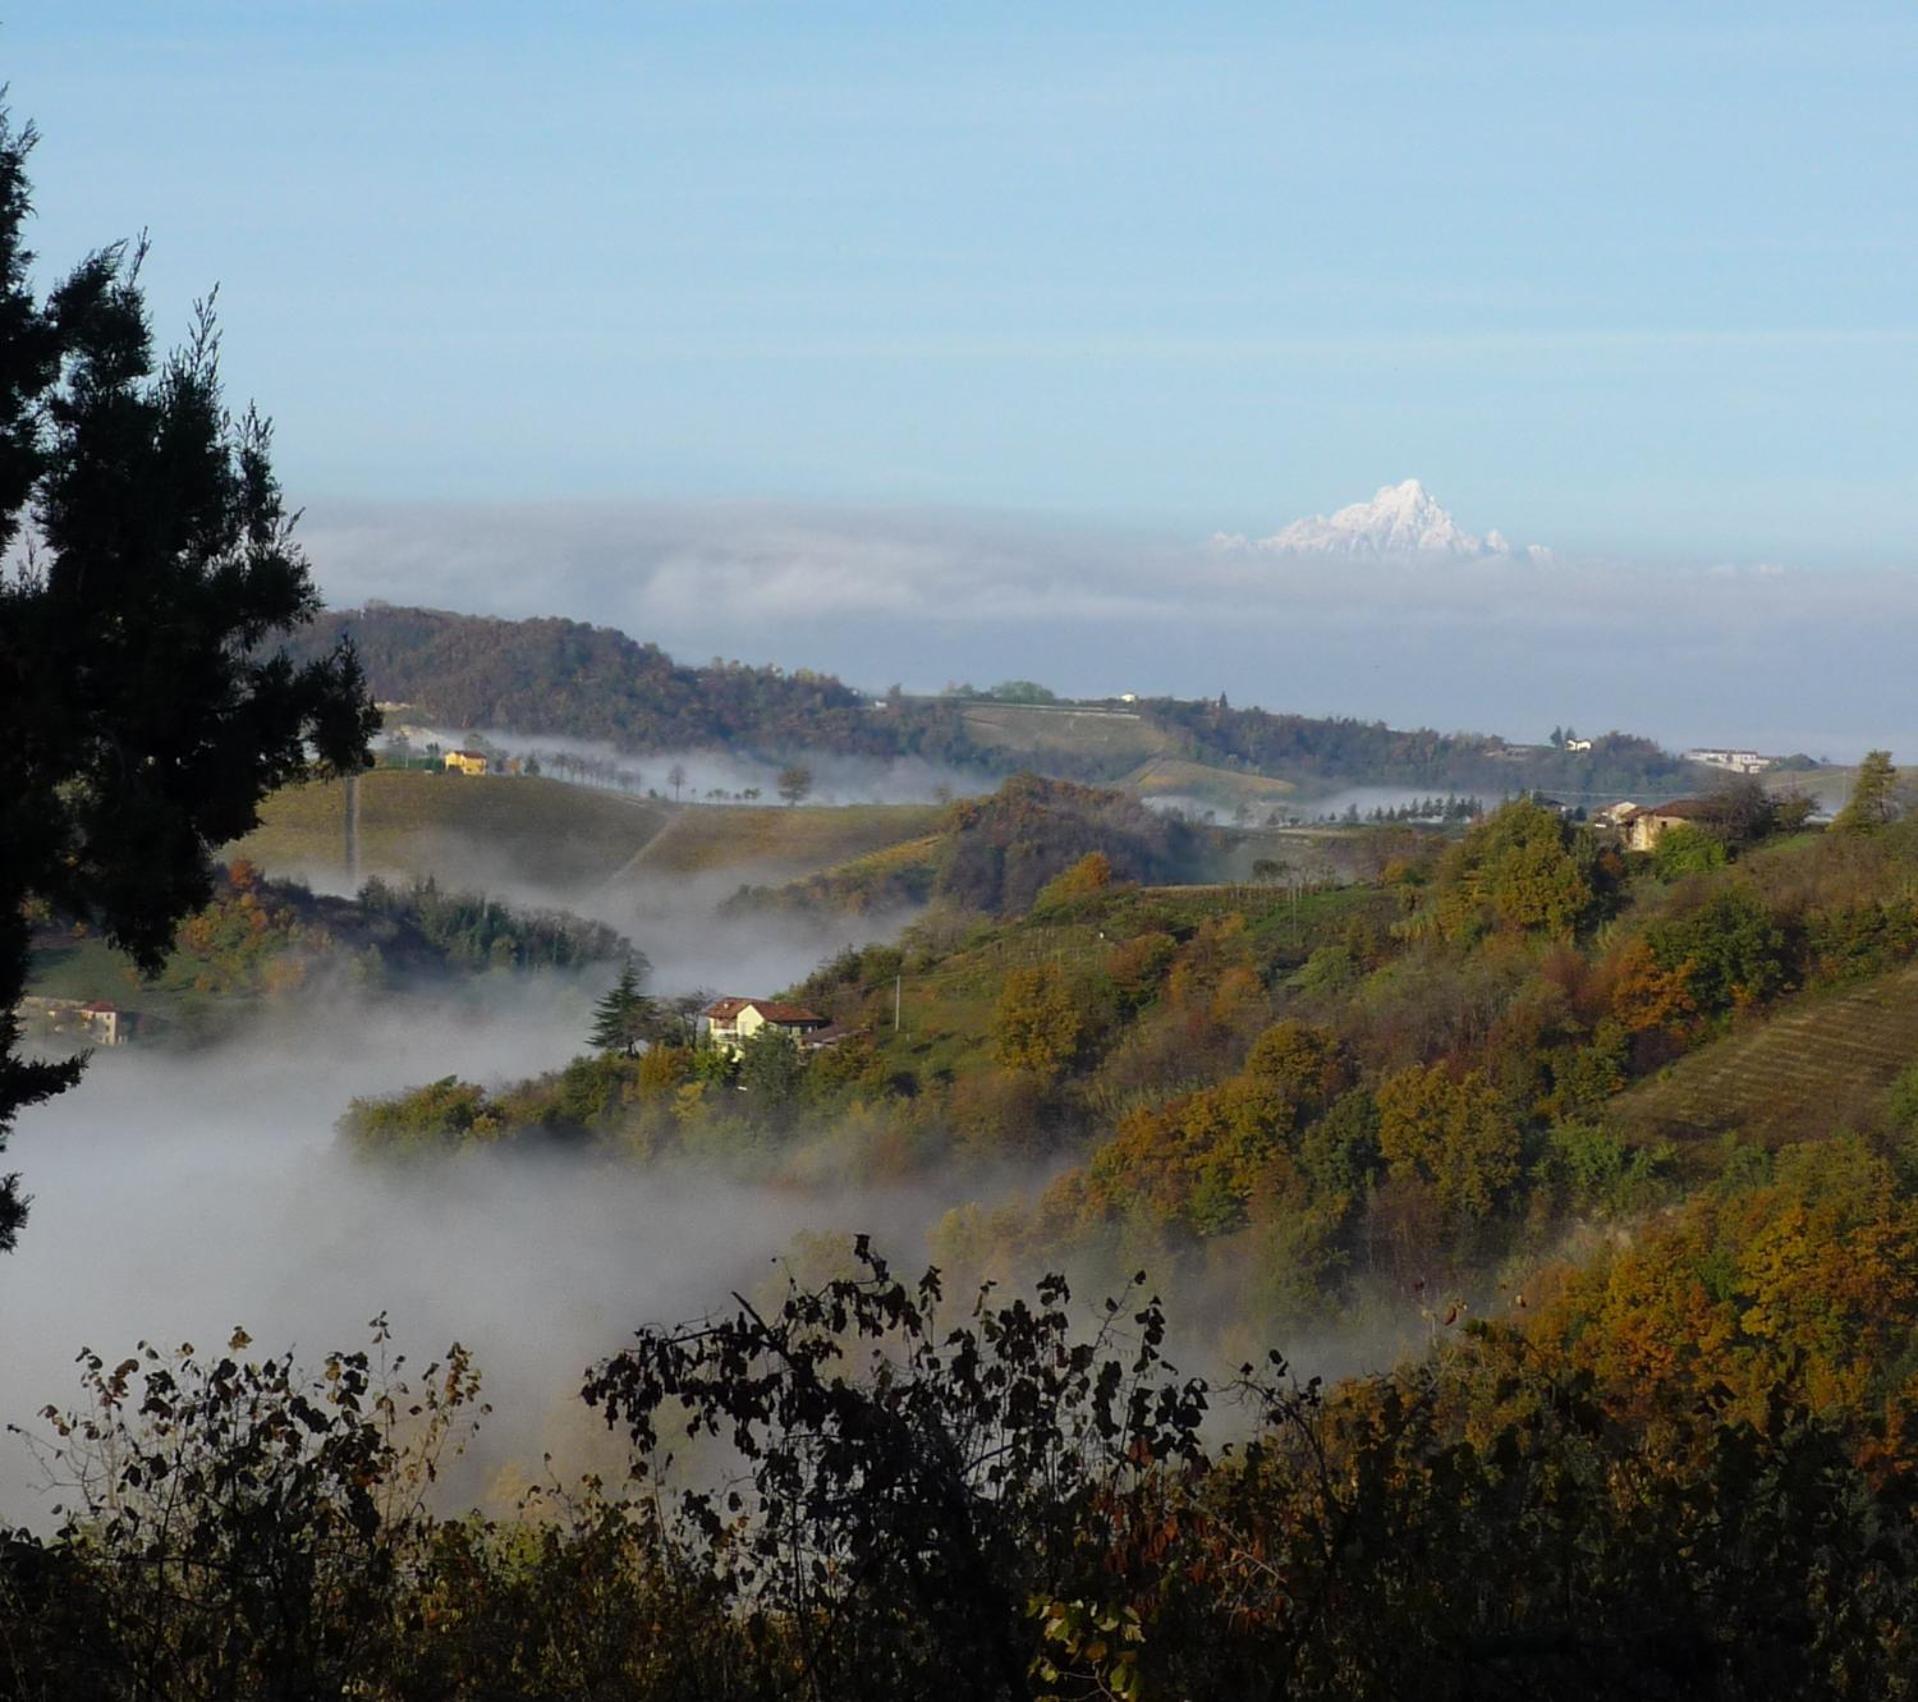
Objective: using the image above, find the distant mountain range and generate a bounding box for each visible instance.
[1215,479,1553,562]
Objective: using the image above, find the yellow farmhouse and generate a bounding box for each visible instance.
[702,996,831,1058]
[1615,798,1715,853]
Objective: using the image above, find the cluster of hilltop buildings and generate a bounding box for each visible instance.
[1682,748,1778,777]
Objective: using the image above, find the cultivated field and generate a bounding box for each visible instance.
[1613,959,1918,1149]
[960,703,1175,772]
[235,774,958,906]
[1121,756,1298,812]
[610,801,946,883]
[230,771,671,895]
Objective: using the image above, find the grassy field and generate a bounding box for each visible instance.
[27,936,151,1005]
[960,703,1175,771]
[230,771,671,895]
[1613,960,1918,1149]
[234,773,953,903]
[611,801,946,883]
[1121,756,1298,812]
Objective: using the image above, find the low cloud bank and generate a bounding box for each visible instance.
[0,988,962,1523]
[307,499,1918,762]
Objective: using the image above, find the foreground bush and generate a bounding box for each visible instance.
[5,1251,1918,1699]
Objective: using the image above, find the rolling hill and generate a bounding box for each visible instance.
[229,770,950,903]
[230,770,671,895]
[287,605,1739,801]
[1121,756,1298,813]
[288,604,980,763]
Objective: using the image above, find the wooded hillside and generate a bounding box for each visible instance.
[289,604,981,762]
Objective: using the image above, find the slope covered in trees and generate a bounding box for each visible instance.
[725,773,1212,915]
[293,605,1715,798]
[291,604,982,762]
[346,774,1918,1335]
[1142,696,1698,795]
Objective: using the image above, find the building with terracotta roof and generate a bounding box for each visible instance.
[702,996,832,1058]
[16,995,136,1046]
[1615,798,1716,853]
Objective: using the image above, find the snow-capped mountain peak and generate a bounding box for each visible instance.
[1217,480,1550,562]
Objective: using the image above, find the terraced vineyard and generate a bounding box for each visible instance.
[1614,960,1918,1148]
[609,802,944,883]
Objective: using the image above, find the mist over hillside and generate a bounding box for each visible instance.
[9,5,1918,1685]
[0,984,971,1523]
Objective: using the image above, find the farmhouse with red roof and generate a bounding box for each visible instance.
[701,996,832,1058]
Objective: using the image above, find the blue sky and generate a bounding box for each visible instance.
[10,2,1916,566]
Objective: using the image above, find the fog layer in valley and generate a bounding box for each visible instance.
[0,980,966,1525]
[392,726,989,809]
[0,851,936,1520]
[4,849,1458,1524]
[275,846,912,1004]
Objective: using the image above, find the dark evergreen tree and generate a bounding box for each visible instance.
[0,109,375,1251]
[1834,749,1899,835]
[589,958,656,1055]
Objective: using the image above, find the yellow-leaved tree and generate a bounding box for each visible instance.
[991,963,1083,1080]
[1375,1062,1520,1222]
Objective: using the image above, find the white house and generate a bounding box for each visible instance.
[701,996,832,1059]
[1685,748,1774,775]
[17,995,134,1046]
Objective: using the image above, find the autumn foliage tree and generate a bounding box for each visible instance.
[1427,800,1595,942]
[1375,1063,1520,1224]
[991,962,1084,1080]
[1030,850,1115,916]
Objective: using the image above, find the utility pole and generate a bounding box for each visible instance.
[343,773,361,889]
